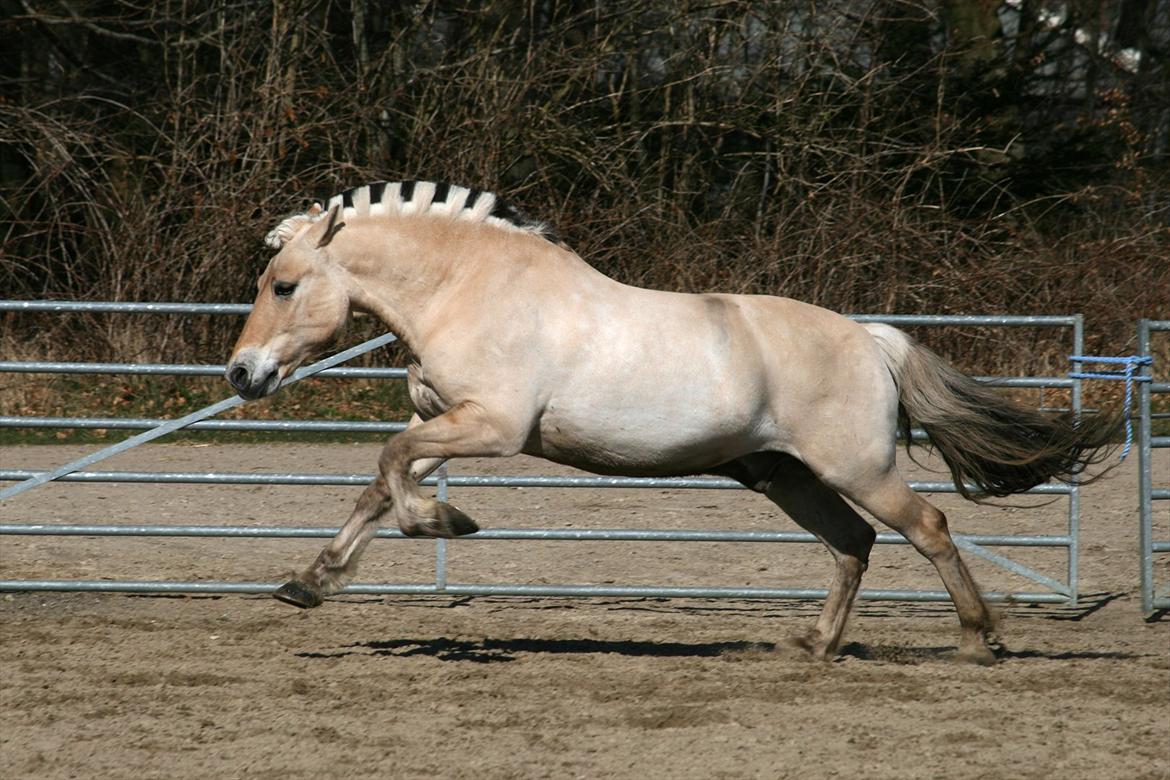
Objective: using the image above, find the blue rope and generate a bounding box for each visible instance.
[1069,354,1153,461]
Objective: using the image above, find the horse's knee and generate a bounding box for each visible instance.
[377,445,406,481]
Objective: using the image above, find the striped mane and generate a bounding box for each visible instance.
[264,180,557,249]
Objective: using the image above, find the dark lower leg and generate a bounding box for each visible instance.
[307,483,391,592]
[274,420,449,608]
[852,480,996,664]
[794,554,868,659]
[274,479,391,608]
[925,542,997,664]
[381,404,523,537]
[763,458,876,660]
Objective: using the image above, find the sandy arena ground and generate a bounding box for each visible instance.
[1,443,1167,779]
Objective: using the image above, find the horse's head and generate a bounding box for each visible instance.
[225,204,350,399]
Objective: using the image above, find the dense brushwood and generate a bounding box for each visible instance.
[1,2,1165,374]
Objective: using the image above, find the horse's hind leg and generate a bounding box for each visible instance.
[273,414,444,608]
[836,469,997,665]
[718,454,876,660]
[764,457,877,660]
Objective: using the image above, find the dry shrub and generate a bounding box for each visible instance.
[1,1,1166,384]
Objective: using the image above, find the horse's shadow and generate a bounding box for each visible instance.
[294,636,1143,664]
[296,636,776,663]
[835,642,1141,664]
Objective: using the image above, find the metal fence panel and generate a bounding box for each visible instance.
[0,300,1087,604]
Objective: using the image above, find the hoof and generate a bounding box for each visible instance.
[402,502,480,538]
[956,644,998,666]
[784,632,834,662]
[436,502,479,536]
[273,580,323,609]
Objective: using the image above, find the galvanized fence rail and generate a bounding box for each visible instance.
[1,301,1086,604]
[1138,319,1169,614]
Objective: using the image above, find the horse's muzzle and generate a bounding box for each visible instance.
[225,352,281,400]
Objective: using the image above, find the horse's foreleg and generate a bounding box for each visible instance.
[380,401,526,538]
[273,414,443,608]
[272,480,391,608]
[763,459,876,660]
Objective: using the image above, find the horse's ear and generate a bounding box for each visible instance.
[316,204,346,248]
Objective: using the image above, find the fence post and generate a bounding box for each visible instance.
[435,463,449,592]
[1068,314,1084,606]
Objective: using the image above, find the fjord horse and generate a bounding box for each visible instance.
[226,180,1115,664]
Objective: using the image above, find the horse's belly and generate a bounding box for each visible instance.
[528,405,773,476]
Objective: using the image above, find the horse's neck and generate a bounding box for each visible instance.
[334,222,444,349]
[338,217,591,352]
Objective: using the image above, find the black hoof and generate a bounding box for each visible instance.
[273,580,323,609]
[437,502,479,536]
[400,503,480,538]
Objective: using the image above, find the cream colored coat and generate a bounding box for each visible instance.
[226,184,1112,663]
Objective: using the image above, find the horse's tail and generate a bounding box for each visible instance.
[863,323,1118,500]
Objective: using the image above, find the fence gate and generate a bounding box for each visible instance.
[1,302,1089,605]
[1138,319,1169,614]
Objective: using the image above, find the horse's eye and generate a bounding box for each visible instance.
[274,281,297,298]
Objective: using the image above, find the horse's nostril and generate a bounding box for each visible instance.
[228,365,249,392]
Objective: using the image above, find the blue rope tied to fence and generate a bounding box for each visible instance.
[1069,354,1153,461]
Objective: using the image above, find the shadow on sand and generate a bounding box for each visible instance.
[836,641,1142,664]
[296,636,776,663]
[295,634,1144,665]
